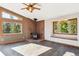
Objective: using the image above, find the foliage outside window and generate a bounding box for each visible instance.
[60,21,68,33]
[3,22,22,33]
[53,18,77,35]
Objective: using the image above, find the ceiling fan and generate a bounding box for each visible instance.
[21,3,40,13]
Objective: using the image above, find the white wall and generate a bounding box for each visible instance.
[45,13,79,47]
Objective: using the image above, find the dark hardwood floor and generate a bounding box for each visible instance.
[0,40,79,56]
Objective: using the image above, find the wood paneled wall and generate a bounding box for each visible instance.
[0,7,35,44]
[37,20,44,39]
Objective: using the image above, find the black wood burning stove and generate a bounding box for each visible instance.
[31,18,38,40]
[31,32,38,39]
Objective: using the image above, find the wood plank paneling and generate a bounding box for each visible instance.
[0,7,35,44]
[37,20,44,39]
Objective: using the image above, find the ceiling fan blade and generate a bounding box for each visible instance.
[22,3,28,6]
[32,3,37,6]
[21,8,26,10]
[26,7,30,10]
[32,3,41,6]
[33,7,40,10]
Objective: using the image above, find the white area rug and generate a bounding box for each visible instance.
[0,52,5,56]
[63,52,75,56]
[12,43,52,56]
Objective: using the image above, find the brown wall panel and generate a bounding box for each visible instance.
[37,20,44,39]
[0,7,35,44]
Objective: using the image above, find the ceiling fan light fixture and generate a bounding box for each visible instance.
[29,7,33,12]
[21,3,40,13]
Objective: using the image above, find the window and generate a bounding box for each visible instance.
[53,18,77,35]
[3,22,22,33]
[2,12,21,20]
[2,12,10,18]
[10,15,18,19]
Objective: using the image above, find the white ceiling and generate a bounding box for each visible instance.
[0,3,79,20]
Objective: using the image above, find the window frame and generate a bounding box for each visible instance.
[2,22,22,34]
